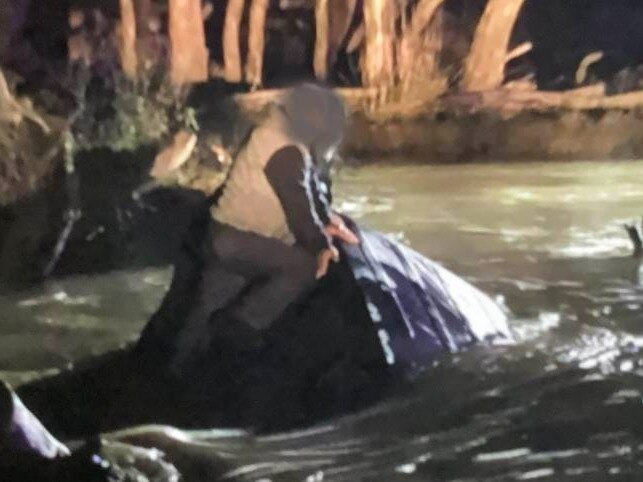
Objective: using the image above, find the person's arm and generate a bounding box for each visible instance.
[264,145,332,254]
[310,169,332,226]
[311,167,360,246]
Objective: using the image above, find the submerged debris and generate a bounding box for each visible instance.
[623,218,643,257]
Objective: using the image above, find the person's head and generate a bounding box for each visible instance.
[281,83,347,175]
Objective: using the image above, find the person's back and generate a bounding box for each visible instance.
[213,107,300,243]
[170,84,358,374]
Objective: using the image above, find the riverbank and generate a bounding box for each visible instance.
[227,87,643,163]
[2,81,643,290]
[346,108,643,163]
[233,87,643,163]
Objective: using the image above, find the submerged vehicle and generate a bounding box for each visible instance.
[12,214,512,443]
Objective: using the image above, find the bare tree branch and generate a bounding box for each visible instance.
[246,0,269,88]
[224,0,245,83]
[462,0,527,92]
[314,0,329,79]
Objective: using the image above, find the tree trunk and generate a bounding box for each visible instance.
[327,0,358,73]
[314,0,329,79]
[245,0,269,88]
[168,0,209,85]
[407,0,446,37]
[134,0,152,33]
[362,0,396,88]
[118,0,138,78]
[224,0,245,83]
[133,0,154,70]
[134,0,152,46]
[437,83,643,113]
[461,0,526,92]
[398,0,446,87]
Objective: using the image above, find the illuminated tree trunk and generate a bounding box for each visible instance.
[362,0,396,88]
[399,0,446,85]
[407,0,446,36]
[245,0,269,88]
[168,0,209,85]
[462,0,526,92]
[224,0,245,83]
[118,0,138,78]
[314,0,329,79]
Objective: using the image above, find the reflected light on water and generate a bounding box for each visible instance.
[3,161,643,479]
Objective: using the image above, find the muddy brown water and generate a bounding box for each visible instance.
[2,160,643,480]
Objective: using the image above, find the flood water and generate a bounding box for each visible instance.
[2,161,643,480]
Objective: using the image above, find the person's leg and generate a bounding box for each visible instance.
[171,263,247,365]
[137,236,203,355]
[170,224,248,374]
[173,223,317,373]
[232,248,317,330]
[211,226,318,331]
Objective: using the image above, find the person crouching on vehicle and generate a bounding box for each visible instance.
[170,84,359,374]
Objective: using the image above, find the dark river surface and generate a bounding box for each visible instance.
[2,161,643,480]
